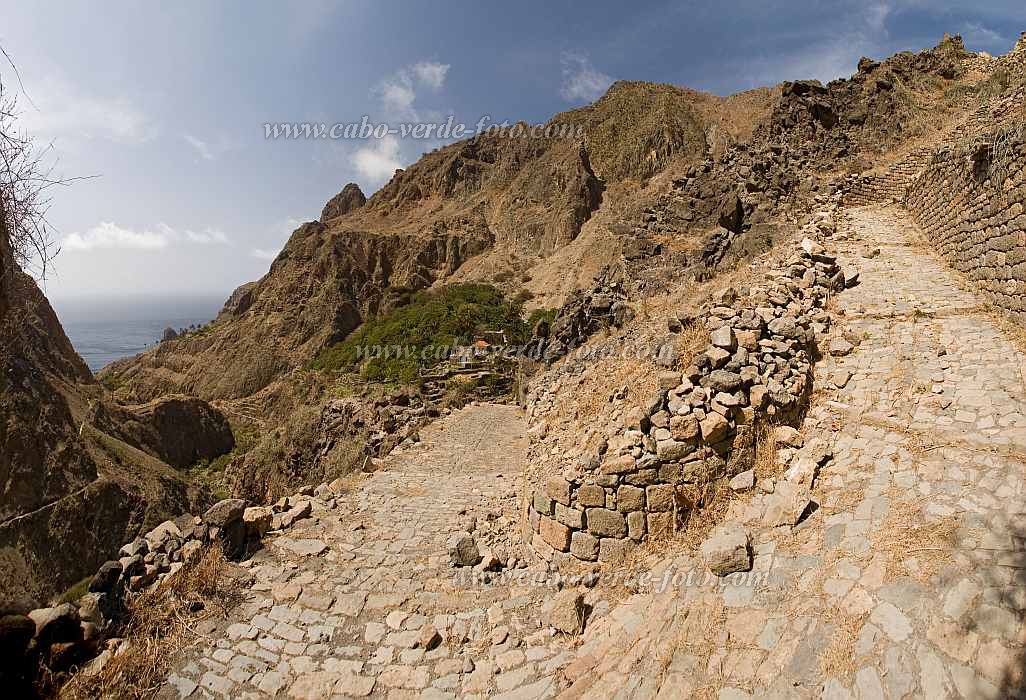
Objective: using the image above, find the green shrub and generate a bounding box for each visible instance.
[526,307,558,330]
[312,284,530,383]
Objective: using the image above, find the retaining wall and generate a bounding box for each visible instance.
[905,127,1026,321]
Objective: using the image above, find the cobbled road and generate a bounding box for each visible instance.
[161,204,1026,699]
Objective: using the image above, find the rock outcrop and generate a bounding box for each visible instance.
[87,395,234,469]
[0,203,221,609]
[320,182,366,222]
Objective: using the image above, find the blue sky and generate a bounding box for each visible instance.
[1,0,1023,300]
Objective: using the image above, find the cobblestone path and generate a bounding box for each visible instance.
[559,205,1026,699]
[160,404,582,699]
[162,205,1026,699]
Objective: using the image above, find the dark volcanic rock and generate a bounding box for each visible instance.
[321,183,367,222]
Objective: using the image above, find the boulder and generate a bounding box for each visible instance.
[76,593,108,629]
[763,481,814,527]
[243,506,274,538]
[448,534,482,567]
[204,498,248,528]
[699,522,752,576]
[279,500,313,529]
[28,603,82,649]
[729,469,755,491]
[773,426,803,448]
[89,560,123,594]
[145,520,182,552]
[204,499,248,558]
[710,326,736,350]
[700,412,730,443]
[418,624,442,650]
[550,590,585,635]
[702,370,743,393]
[828,338,854,356]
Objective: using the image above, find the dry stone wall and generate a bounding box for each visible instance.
[523,204,855,565]
[842,146,935,206]
[905,127,1026,321]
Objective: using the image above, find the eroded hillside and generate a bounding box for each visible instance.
[5,32,988,609]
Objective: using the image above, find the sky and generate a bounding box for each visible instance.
[0,0,1023,302]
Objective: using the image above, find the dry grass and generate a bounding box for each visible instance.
[752,421,778,482]
[58,548,247,700]
[871,498,962,582]
[674,323,712,372]
[819,613,869,678]
[675,479,742,552]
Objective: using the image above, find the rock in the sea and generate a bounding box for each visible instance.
[700,522,752,576]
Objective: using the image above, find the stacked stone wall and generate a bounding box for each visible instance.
[905,127,1026,321]
[523,211,853,565]
[843,147,935,206]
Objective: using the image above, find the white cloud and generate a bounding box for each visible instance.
[411,61,450,89]
[865,2,892,34]
[376,60,451,120]
[961,22,1007,51]
[63,222,229,251]
[560,51,614,102]
[381,80,417,116]
[184,228,229,244]
[63,222,170,251]
[22,76,156,146]
[184,134,214,161]
[353,134,403,182]
[251,248,279,261]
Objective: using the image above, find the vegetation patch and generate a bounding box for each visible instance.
[183,423,260,500]
[56,548,247,700]
[312,283,532,384]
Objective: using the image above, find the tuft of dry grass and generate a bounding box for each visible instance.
[674,323,712,372]
[819,613,869,678]
[675,479,741,552]
[871,498,962,582]
[752,421,778,482]
[58,548,247,700]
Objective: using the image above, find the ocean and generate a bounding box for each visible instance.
[51,295,228,374]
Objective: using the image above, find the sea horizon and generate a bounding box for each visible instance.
[51,293,229,373]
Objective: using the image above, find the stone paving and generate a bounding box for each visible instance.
[558,205,1026,698]
[159,404,582,699]
[160,204,1026,699]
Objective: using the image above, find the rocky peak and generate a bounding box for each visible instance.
[320,182,367,222]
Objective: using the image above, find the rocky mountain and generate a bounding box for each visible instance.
[0,204,235,609]
[3,35,981,609]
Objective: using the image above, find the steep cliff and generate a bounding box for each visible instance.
[0,202,233,608]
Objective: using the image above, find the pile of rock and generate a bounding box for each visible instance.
[448,507,532,582]
[535,268,635,362]
[3,481,342,687]
[524,218,853,565]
